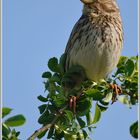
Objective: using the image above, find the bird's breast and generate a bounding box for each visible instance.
[66,15,123,81]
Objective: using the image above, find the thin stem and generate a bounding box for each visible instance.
[27,105,68,140]
[27,116,59,140]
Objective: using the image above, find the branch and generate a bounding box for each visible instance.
[27,105,68,140]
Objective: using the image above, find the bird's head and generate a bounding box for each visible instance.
[80,0,119,15]
[80,0,94,4]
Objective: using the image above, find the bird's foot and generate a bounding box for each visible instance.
[69,93,83,114]
[69,96,77,114]
[110,84,122,104]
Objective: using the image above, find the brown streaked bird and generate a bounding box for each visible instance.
[65,0,123,82]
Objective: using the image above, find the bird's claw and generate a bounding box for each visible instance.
[110,84,122,104]
[69,96,77,114]
[69,93,84,114]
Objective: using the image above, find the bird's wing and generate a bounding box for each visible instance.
[65,15,87,54]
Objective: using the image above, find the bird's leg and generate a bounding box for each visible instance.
[69,96,77,114]
[69,93,84,114]
[73,96,76,113]
[110,84,122,104]
[69,96,73,109]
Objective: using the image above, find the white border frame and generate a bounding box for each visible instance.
[0,0,139,140]
[138,0,140,139]
[0,0,2,139]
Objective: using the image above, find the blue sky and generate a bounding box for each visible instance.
[3,0,138,140]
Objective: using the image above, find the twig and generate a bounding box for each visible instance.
[27,105,68,140]
[27,116,59,140]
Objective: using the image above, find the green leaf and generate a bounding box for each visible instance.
[38,104,47,114]
[115,66,125,75]
[125,59,135,76]
[48,57,59,72]
[77,132,84,139]
[86,112,93,125]
[64,133,78,140]
[53,93,66,108]
[130,56,138,61]
[99,100,109,106]
[71,121,79,131]
[48,104,57,113]
[117,56,128,67]
[2,123,11,137]
[2,107,12,118]
[47,127,54,139]
[85,89,104,100]
[50,73,61,83]
[7,129,19,140]
[77,117,86,128]
[54,130,64,140]
[102,92,113,103]
[37,130,48,139]
[42,71,52,78]
[37,95,48,102]
[92,103,101,124]
[47,82,56,96]
[115,56,128,75]
[38,111,49,124]
[88,126,93,132]
[130,121,138,138]
[11,129,17,135]
[4,115,26,127]
[117,95,130,106]
[15,131,20,137]
[38,112,54,125]
[97,104,108,112]
[64,110,73,121]
[130,96,137,105]
[82,130,88,139]
[44,81,49,90]
[77,97,92,116]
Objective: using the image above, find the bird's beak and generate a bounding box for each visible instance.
[80,0,94,4]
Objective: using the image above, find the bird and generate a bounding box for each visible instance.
[64,0,123,112]
[65,0,123,82]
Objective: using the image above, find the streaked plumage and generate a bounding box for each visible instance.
[65,0,123,81]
